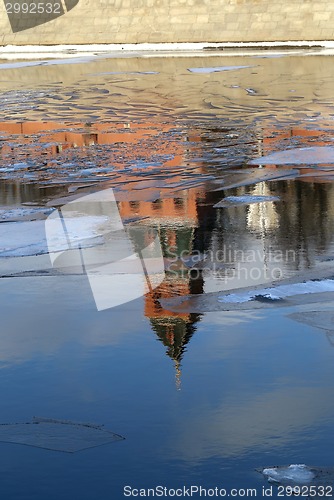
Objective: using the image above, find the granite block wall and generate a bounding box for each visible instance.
[0,0,333,45]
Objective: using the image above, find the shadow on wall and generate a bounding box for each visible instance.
[4,0,79,32]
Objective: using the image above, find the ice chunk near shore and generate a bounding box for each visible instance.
[262,465,315,484]
[0,417,124,453]
[188,65,254,73]
[249,146,334,166]
[218,279,334,304]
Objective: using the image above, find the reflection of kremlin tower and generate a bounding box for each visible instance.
[149,313,201,391]
[145,272,203,390]
[119,191,204,390]
[119,190,203,388]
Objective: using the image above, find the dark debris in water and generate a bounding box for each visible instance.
[253,294,283,303]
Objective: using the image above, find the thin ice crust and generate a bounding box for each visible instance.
[0,417,125,453]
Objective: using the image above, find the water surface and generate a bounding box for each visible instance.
[1,51,334,499]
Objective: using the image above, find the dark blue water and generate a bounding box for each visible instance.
[0,276,334,499]
[1,52,334,499]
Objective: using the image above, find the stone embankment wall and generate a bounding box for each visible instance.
[0,0,334,45]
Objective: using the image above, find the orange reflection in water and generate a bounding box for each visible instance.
[0,120,186,169]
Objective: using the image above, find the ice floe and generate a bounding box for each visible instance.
[260,464,334,490]
[0,215,108,257]
[0,417,124,453]
[89,71,159,76]
[218,279,334,303]
[0,56,97,70]
[0,207,53,222]
[210,169,298,191]
[245,88,258,95]
[160,260,334,313]
[249,146,334,166]
[188,65,254,73]
[262,465,315,484]
[213,195,280,208]
[287,311,334,332]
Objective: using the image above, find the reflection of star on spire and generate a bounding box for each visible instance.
[174,360,182,391]
[146,282,201,370]
[149,313,200,389]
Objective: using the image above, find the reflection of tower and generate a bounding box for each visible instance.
[146,282,202,390]
[119,188,204,389]
[146,224,203,389]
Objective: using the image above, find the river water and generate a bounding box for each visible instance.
[1,50,334,499]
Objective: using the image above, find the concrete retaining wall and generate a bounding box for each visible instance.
[1,0,334,46]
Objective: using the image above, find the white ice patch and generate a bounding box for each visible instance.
[0,162,31,172]
[188,65,254,73]
[213,195,280,208]
[249,146,334,166]
[0,215,108,257]
[89,71,159,76]
[0,56,97,70]
[218,279,334,303]
[210,168,298,191]
[0,207,53,221]
[263,465,315,484]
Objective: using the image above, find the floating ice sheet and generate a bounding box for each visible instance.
[0,207,53,222]
[211,169,298,191]
[213,195,280,208]
[249,146,334,166]
[89,71,159,76]
[0,417,124,453]
[0,215,107,257]
[0,56,97,70]
[260,464,334,491]
[262,465,315,484]
[218,279,334,303]
[188,65,254,73]
[287,311,334,332]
